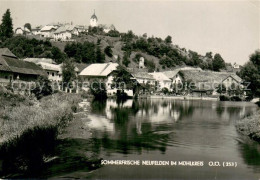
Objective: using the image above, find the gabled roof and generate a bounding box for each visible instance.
[180,70,241,84]
[149,72,171,81]
[0,48,17,58]
[37,62,61,72]
[40,25,57,32]
[24,58,55,64]
[0,48,46,76]
[79,63,118,77]
[54,25,75,34]
[132,72,155,80]
[162,70,180,79]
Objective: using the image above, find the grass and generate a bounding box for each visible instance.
[0,88,82,177]
[236,110,260,142]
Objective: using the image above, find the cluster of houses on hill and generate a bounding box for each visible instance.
[0,48,244,98]
[14,11,116,41]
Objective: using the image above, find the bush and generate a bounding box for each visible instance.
[219,95,230,101]
[31,76,53,100]
[230,96,242,101]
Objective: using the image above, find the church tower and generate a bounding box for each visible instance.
[90,10,98,27]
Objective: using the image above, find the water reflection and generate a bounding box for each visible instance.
[88,99,257,155]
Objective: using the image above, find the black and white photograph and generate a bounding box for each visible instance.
[0,0,259,179]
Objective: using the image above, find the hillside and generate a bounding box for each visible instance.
[1,30,227,72]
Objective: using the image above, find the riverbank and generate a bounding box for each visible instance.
[150,95,218,101]
[236,110,260,142]
[0,88,82,178]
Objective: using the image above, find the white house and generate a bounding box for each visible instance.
[90,11,98,27]
[37,62,62,82]
[163,70,183,84]
[40,25,57,38]
[79,63,133,96]
[15,27,31,35]
[149,72,172,91]
[132,72,156,86]
[31,26,42,35]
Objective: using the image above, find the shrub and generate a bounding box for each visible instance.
[230,96,242,101]
[219,95,230,101]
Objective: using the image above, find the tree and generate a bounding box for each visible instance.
[90,79,107,100]
[212,53,225,71]
[31,76,53,99]
[113,65,133,90]
[122,52,130,67]
[51,46,66,63]
[164,35,172,44]
[96,46,105,63]
[62,59,76,88]
[104,46,113,57]
[239,50,260,97]
[216,83,226,95]
[0,9,13,40]
[24,23,31,31]
[205,52,213,59]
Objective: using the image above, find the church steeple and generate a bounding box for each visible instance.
[90,9,98,27]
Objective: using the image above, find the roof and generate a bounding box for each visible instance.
[75,63,89,73]
[132,72,155,80]
[40,25,57,32]
[149,72,171,82]
[0,48,46,76]
[79,63,118,77]
[91,13,98,20]
[37,62,61,72]
[180,70,241,84]
[162,70,180,79]
[0,48,17,58]
[54,25,75,34]
[24,58,55,64]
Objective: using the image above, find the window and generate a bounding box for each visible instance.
[47,72,50,75]
[52,73,55,77]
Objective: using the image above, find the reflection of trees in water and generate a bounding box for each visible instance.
[237,140,260,172]
[91,100,107,114]
[89,100,172,155]
[216,105,225,117]
[170,101,194,120]
[226,106,242,119]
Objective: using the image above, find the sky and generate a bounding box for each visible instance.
[0,0,259,65]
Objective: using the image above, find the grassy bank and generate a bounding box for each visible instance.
[0,88,81,177]
[236,110,260,142]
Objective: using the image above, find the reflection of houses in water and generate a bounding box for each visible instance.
[87,114,115,133]
[105,99,133,120]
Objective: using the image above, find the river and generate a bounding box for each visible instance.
[49,99,260,179]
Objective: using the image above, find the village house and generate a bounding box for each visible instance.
[163,70,183,85]
[40,25,58,38]
[31,26,42,35]
[0,48,46,86]
[53,25,79,41]
[79,63,133,96]
[178,70,243,97]
[15,27,31,35]
[149,72,172,91]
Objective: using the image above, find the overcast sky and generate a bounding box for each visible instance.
[0,0,259,65]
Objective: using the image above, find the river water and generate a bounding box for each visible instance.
[50,99,260,179]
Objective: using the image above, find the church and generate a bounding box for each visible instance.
[90,10,98,27]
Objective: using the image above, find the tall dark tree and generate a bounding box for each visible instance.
[239,50,260,97]
[96,46,105,63]
[122,52,130,67]
[212,53,225,71]
[164,35,172,44]
[62,58,76,87]
[24,23,31,31]
[104,46,113,57]
[0,9,13,40]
